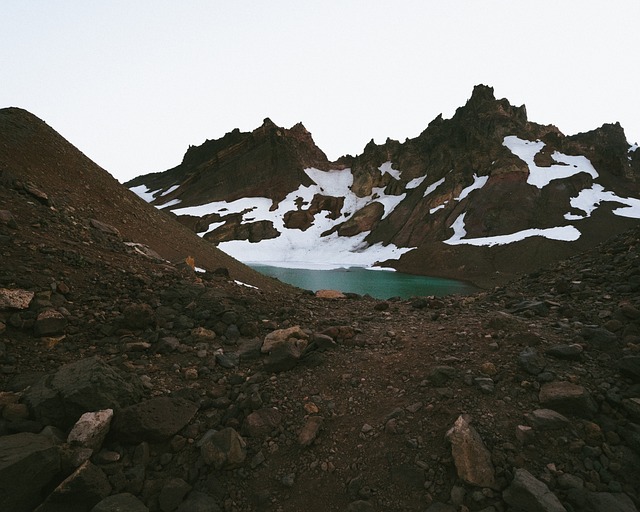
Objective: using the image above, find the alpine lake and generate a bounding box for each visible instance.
[249,264,478,299]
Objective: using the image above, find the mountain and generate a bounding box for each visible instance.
[2,105,640,511]
[127,85,640,287]
[0,107,290,293]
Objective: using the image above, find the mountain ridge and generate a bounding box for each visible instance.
[127,85,640,287]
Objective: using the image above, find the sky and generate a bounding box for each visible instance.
[3,1,639,183]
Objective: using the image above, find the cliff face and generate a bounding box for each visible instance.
[127,85,640,286]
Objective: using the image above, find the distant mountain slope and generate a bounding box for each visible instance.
[0,107,291,293]
[127,85,640,287]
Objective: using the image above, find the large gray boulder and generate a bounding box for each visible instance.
[34,460,111,512]
[503,468,566,512]
[0,432,61,512]
[111,396,198,443]
[23,357,145,430]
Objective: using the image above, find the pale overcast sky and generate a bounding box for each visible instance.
[3,1,639,182]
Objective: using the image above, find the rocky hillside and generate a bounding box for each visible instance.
[0,107,288,294]
[1,108,640,511]
[128,85,640,287]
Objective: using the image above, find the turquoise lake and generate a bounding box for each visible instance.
[249,265,478,299]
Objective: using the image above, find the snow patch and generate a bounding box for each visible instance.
[379,161,402,180]
[455,174,489,201]
[430,203,447,214]
[234,280,259,289]
[158,198,182,209]
[197,221,226,237]
[565,183,640,220]
[629,144,639,153]
[424,177,445,198]
[129,184,159,202]
[159,184,180,197]
[444,213,581,247]
[503,136,598,188]
[406,176,427,189]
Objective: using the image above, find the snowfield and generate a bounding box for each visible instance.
[171,166,413,270]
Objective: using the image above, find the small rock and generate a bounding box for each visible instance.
[545,344,583,360]
[524,409,571,431]
[243,408,283,438]
[315,289,346,299]
[298,416,324,446]
[200,427,247,470]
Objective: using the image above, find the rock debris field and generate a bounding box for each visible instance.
[2,173,640,512]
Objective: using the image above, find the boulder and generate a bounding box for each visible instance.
[34,309,67,336]
[518,347,547,375]
[159,478,191,512]
[619,356,640,382]
[111,397,198,443]
[565,489,639,512]
[90,493,149,512]
[524,409,571,430]
[176,491,221,512]
[503,468,566,512]
[445,415,497,489]
[261,325,309,353]
[539,381,597,418]
[23,356,145,430]
[263,342,304,373]
[0,209,18,228]
[0,432,61,512]
[35,461,111,512]
[67,409,114,451]
[122,303,155,330]
[199,427,246,470]
[0,288,34,310]
[242,408,283,437]
[545,344,583,360]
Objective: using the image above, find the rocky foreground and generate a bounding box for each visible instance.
[2,172,640,511]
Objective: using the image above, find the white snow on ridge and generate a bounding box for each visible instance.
[565,183,640,220]
[379,161,402,180]
[630,144,639,153]
[172,166,414,269]
[159,184,180,197]
[424,177,445,198]
[406,176,427,189]
[158,198,182,209]
[444,213,581,247]
[503,136,598,188]
[130,184,159,202]
[455,173,489,201]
